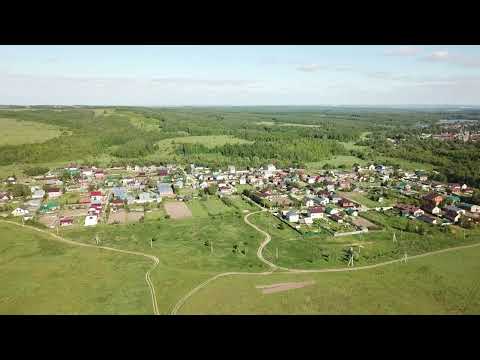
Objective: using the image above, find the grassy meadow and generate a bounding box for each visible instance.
[0,118,62,146]
[60,206,269,314]
[0,222,152,314]
[306,155,367,170]
[179,245,480,314]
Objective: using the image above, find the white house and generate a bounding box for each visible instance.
[82,169,94,177]
[469,205,480,213]
[239,177,247,185]
[11,208,29,217]
[23,214,34,221]
[305,199,314,207]
[265,164,276,172]
[84,215,98,226]
[303,216,313,225]
[228,165,236,174]
[90,191,103,205]
[330,196,342,204]
[31,189,46,199]
[308,207,325,219]
[47,188,62,198]
[317,196,330,206]
[285,210,299,223]
[326,207,339,215]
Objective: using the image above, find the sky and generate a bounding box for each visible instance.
[1,45,480,106]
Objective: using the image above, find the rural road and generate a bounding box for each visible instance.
[1,220,160,315]
[171,210,480,314]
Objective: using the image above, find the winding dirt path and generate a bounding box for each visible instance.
[1,220,160,315]
[171,210,480,314]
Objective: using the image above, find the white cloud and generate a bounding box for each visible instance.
[422,50,480,68]
[424,50,450,60]
[149,77,258,88]
[0,73,265,105]
[384,46,422,56]
[297,64,324,72]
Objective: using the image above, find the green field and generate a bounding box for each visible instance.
[306,155,367,170]
[374,156,435,171]
[338,191,394,208]
[0,222,152,314]
[59,192,81,206]
[144,207,167,221]
[60,212,269,313]
[186,196,244,217]
[145,135,253,163]
[0,118,62,146]
[179,245,480,314]
[155,135,252,153]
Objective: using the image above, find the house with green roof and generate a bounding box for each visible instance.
[446,194,461,204]
[40,200,59,213]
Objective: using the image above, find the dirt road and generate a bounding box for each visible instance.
[171,210,480,314]
[1,220,160,315]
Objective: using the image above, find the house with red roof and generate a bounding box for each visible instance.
[59,217,74,226]
[90,191,103,204]
[338,198,355,208]
[47,188,62,198]
[94,171,105,179]
[308,206,325,219]
[423,192,443,207]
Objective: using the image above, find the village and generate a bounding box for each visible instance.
[420,120,480,142]
[1,161,479,238]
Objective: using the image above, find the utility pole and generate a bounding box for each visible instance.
[276,247,279,260]
[402,252,408,263]
[348,247,354,267]
[348,253,354,267]
[210,240,213,254]
[150,237,153,248]
[392,232,397,244]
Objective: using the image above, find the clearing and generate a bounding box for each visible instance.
[0,118,62,146]
[306,155,367,170]
[338,191,394,208]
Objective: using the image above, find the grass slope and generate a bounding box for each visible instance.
[61,210,269,314]
[180,245,480,314]
[0,222,152,314]
[0,118,62,146]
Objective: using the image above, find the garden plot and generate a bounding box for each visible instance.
[108,209,144,224]
[164,201,192,219]
[38,214,58,228]
[351,216,381,230]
